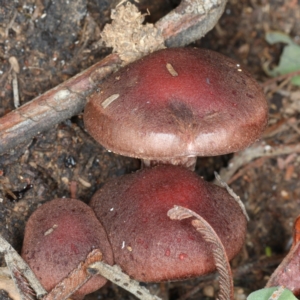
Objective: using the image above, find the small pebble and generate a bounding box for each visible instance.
[203,285,214,298]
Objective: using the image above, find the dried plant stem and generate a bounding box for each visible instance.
[262,69,300,89]
[44,249,103,300]
[87,262,162,300]
[102,0,227,64]
[0,235,47,299]
[214,171,249,221]
[10,266,35,300]
[266,216,300,295]
[218,141,300,183]
[167,206,234,300]
[0,54,121,156]
[0,236,160,300]
[0,271,22,300]
[156,0,227,47]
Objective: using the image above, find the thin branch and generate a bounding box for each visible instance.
[0,235,47,299]
[44,249,103,300]
[87,262,162,300]
[102,0,227,64]
[268,286,286,300]
[266,216,300,295]
[262,69,300,89]
[0,54,121,156]
[9,266,35,300]
[214,171,250,221]
[0,271,23,300]
[218,140,300,183]
[167,205,234,300]
[156,0,227,47]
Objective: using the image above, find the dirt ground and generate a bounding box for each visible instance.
[0,0,300,299]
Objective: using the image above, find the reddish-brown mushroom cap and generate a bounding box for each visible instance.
[22,198,114,299]
[89,164,247,282]
[84,47,268,163]
[266,215,300,296]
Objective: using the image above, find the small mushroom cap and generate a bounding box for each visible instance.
[84,48,268,160]
[21,198,114,299]
[266,216,300,295]
[89,165,247,282]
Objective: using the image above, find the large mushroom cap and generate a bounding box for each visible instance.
[22,198,114,299]
[90,164,247,282]
[84,47,268,160]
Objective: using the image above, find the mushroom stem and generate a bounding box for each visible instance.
[141,156,197,170]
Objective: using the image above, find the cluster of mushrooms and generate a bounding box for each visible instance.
[21,47,268,299]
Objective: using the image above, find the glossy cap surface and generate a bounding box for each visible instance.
[84,48,268,160]
[90,165,247,282]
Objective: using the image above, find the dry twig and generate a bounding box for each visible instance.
[214,172,249,221]
[268,286,286,300]
[43,249,103,300]
[218,140,300,183]
[0,235,47,299]
[0,54,121,155]
[87,262,162,300]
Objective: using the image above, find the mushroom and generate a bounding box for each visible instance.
[84,47,268,169]
[89,164,247,282]
[21,198,114,299]
[266,215,300,296]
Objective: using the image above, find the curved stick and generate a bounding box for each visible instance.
[168,205,234,300]
[156,0,227,47]
[0,54,121,155]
